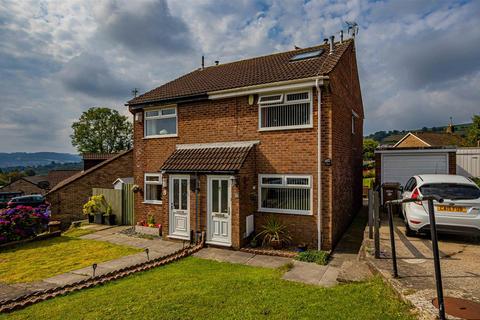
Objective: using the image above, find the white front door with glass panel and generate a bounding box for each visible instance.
[207,176,232,246]
[169,175,190,240]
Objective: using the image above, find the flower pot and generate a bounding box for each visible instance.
[105,215,116,226]
[250,239,258,248]
[94,213,105,224]
[270,239,282,250]
[88,215,94,223]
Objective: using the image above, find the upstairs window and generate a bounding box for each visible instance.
[258,90,312,131]
[144,106,177,137]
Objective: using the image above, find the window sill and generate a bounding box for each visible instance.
[143,134,178,139]
[258,124,313,132]
[258,208,312,216]
[143,201,163,205]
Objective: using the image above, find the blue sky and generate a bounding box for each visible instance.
[0,0,479,153]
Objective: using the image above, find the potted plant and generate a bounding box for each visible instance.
[83,195,110,224]
[256,216,291,250]
[250,237,258,248]
[103,205,115,225]
[82,199,96,223]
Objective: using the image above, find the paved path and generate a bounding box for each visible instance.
[365,215,480,319]
[0,226,182,302]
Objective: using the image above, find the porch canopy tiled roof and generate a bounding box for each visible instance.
[128,40,353,106]
[161,141,258,173]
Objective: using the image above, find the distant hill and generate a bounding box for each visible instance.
[0,152,81,168]
[365,123,473,145]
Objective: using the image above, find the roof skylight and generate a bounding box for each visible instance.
[290,49,324,62]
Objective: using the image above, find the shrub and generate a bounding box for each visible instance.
[82,195,111,216]
[296,250,329,265]
[0,205,50,244]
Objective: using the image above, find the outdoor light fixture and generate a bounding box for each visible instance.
[92,263,97,277]
[230,176,238,187]
[145,248,150,261]
[135,112,143,122]
[248,94,254,105]
[323,158,332,166]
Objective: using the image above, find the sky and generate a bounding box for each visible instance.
[1,0,479,153]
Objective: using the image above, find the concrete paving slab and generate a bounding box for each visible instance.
[319,266,340,287]
[246,254,292,269]
[282,261,328,286]
[43,272,89,286]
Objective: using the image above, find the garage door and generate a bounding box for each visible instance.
[382,153,448,187]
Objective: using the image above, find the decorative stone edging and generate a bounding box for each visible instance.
[0,233,205,313]
[240,247,298,258]
[0,231,61,250]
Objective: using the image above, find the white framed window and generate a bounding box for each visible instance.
[258,174,312,215]
[144,173,162,204]
[258,90,313,131]
[144,106,177,138]
[352,110,359,134]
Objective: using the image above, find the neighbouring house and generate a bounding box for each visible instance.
[82,153,118,170]
[393,131,465,148]
[127,38,364,251]
[46,170,80,187]
[375,129,462,187]
[47,150,133,227]
[0,176,49,195]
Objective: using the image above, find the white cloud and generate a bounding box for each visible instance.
[0,0,479,153]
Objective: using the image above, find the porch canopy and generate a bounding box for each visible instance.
[160,141,258,174]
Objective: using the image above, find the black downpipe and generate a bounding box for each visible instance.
[195,173,199,242]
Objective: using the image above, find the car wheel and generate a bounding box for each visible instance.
[404,221,416,237]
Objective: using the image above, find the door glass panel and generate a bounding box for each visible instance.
[181,179,188,210]
[221,180,228,213]
[212,180,219,213]
[173,179,179,209]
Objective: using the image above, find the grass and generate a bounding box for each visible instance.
[0,229,140,283]
[1,257,414,320]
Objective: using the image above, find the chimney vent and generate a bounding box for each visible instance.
[215,60,219,66]
[201,55,205,70]
[340,30,344,43]
[323,38,328,45]
[329,36,335,54]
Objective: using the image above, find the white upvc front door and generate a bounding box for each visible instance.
[207,175,232,246]
[169,175,190,240]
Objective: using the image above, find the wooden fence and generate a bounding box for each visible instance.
[92,186,135,225]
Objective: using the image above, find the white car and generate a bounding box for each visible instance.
[401,174,480,237]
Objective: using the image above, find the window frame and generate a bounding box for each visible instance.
[258,89,313,132]
[144,105,178,139]
[258,174,313,215]
[143,173,163,204]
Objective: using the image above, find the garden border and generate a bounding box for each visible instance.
[240,247,298,258]
[0,232,205,313]
[0,231,61,250]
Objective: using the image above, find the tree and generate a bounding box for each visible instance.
[363,139,379,162]
[466,115,480,147]
[71,107,133,154]
[24,168,36,176]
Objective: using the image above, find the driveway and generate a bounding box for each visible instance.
[365,215,480,318]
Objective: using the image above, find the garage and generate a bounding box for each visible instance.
[375,148,456,187]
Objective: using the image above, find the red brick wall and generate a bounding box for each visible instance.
[47,151,133,227]
[327,42,364,249]
[448,152,456,174]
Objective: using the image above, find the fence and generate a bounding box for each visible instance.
[457,148,480,178]
[92,185,134,225]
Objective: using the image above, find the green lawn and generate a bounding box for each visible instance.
[2,257,414,320]
[0,229,140,283]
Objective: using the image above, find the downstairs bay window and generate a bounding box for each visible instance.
[258,174,312,215]
[144,173,162,204]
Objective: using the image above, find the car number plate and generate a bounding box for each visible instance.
[435,205,467,213]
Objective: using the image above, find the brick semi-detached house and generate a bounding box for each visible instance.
[127,38,364,251]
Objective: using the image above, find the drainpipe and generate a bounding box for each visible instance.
[195,172,199,241]
[315,78,322,251]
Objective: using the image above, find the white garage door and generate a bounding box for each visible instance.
[382,153,448,187]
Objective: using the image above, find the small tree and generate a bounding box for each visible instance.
[363,139,379,162]
[466,115,480,147]
[71,107,132,154]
